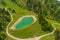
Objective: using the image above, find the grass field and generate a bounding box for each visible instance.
[41,34,55,40]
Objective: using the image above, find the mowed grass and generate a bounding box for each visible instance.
[41,34,55,40]
[2,0,51,39]
[9,20,50,38]
[52,23,60,31]
[5,36,14,40]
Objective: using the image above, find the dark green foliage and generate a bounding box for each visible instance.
[11,0,16,3]
[26,0,32,11]
[8,8,12,10]
[11,0,16,2]
[32,1,40,13]
[1,0,7,7]
[55,30,60,40]
[8,8,16,13]
[39,16,53,32]
[0,31,6,40]
[26,0,41,13]
[0,8,11,40]
[54,8,60,23]
[12,9,16,13]
[10,0,21,7]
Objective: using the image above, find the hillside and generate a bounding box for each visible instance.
[0,0,60,40]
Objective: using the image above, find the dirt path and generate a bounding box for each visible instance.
[6,10,56,40]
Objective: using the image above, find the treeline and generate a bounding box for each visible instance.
[0,8,11,40]
[54,8,60,23]
[39,16,53,32]
[55,30,60,40]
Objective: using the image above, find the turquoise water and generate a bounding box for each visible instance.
[16,17,34,30]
